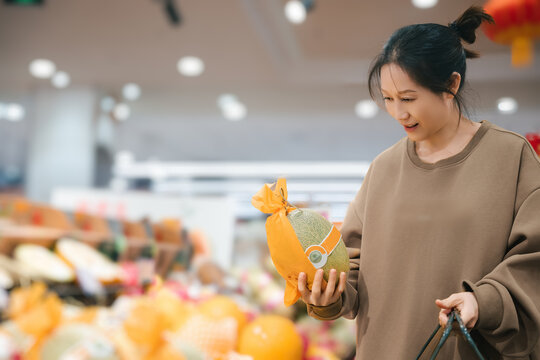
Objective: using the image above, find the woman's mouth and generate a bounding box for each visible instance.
[404,123,419,132]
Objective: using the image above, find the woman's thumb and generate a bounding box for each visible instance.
[435,296,455,309]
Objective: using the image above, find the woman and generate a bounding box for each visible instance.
[298,6,540,359]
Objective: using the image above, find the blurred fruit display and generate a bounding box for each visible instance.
[238,315,303,360]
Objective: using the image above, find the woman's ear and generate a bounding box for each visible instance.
[447,72,461,97]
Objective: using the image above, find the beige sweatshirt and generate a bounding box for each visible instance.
[308,121,540,359]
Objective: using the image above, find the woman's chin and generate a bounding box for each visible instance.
[405,133,420,142]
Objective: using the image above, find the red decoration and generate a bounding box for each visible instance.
[525,132,540,155]
[483,0,540,67]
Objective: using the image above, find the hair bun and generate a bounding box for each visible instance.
[450,6,494,45]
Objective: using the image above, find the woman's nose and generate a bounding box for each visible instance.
[395,105,409,121]
[390,102,409,121]
[397,111,409,121]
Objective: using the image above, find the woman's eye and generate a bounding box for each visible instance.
[401,98,415,102]
[383,97,392,101]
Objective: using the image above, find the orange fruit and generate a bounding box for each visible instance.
[198,296,247,335]
[238,315,302,360]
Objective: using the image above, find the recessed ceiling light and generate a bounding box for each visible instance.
[355,100,378,118]
[29,59,56,79]
[497,97,518,114]
[100,97,116,113]
[217,94,238,108]
[5,103,25,122]
[177,56,205,77]
[285,0,307,24]
[51,71,70,88]
[412,0,438,9]
[113,103,131,121]
[222,101,247,121]
[122,83,141,101]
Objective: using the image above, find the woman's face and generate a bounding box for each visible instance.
[379,63,457,143]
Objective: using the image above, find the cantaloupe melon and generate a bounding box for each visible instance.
[14,244,75,283]
[56,238,124,284]
[0,268,13,289]
[40,323,120,360]
[0,254,40,281]
[286,209,349,281]
[252,178,350,305]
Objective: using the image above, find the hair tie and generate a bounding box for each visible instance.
[449,21,460,35]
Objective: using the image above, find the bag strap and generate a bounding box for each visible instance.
[415,310,485,360]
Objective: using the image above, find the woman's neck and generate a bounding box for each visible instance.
[415,117,481,164]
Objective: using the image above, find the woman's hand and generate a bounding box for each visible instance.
[435,292,479,328]
[298,269,347,306]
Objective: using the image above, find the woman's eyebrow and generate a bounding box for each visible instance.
[398,89,417,94]
[381,88,417,94]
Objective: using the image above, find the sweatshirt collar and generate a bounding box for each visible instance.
[407,120,490,169]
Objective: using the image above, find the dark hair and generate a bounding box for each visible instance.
[368,6,494,119]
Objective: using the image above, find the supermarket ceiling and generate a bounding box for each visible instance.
[1,0,538,90]
[0,0,539,162]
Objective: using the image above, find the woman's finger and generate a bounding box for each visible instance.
[438,306,452,326]
[435,292,478,328]
[439,309,450,327]
[311,269,324,299]
[298,272,309,297]
[325,269,337,298]
[337,272,347,294]
[435,295,460,310]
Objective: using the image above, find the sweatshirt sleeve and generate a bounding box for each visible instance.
[464,143,540,357]
[306,166,372,321]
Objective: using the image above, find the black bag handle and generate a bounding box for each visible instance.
[415,310,485,360]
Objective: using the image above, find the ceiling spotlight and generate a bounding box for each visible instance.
[113,103,131,121]
[285,0,315,24]
[217,94,238,108]
[222,101,247,121]
[412,0,438,9]
[29,59,56,79]
[177,56,205,77]
[51,71,70,88]
[5,103,25,122]
[100,96,116,113]
[497,97,518,114]
[122,83,142,101]
[285,1,307,24]
[355,100,379,118]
